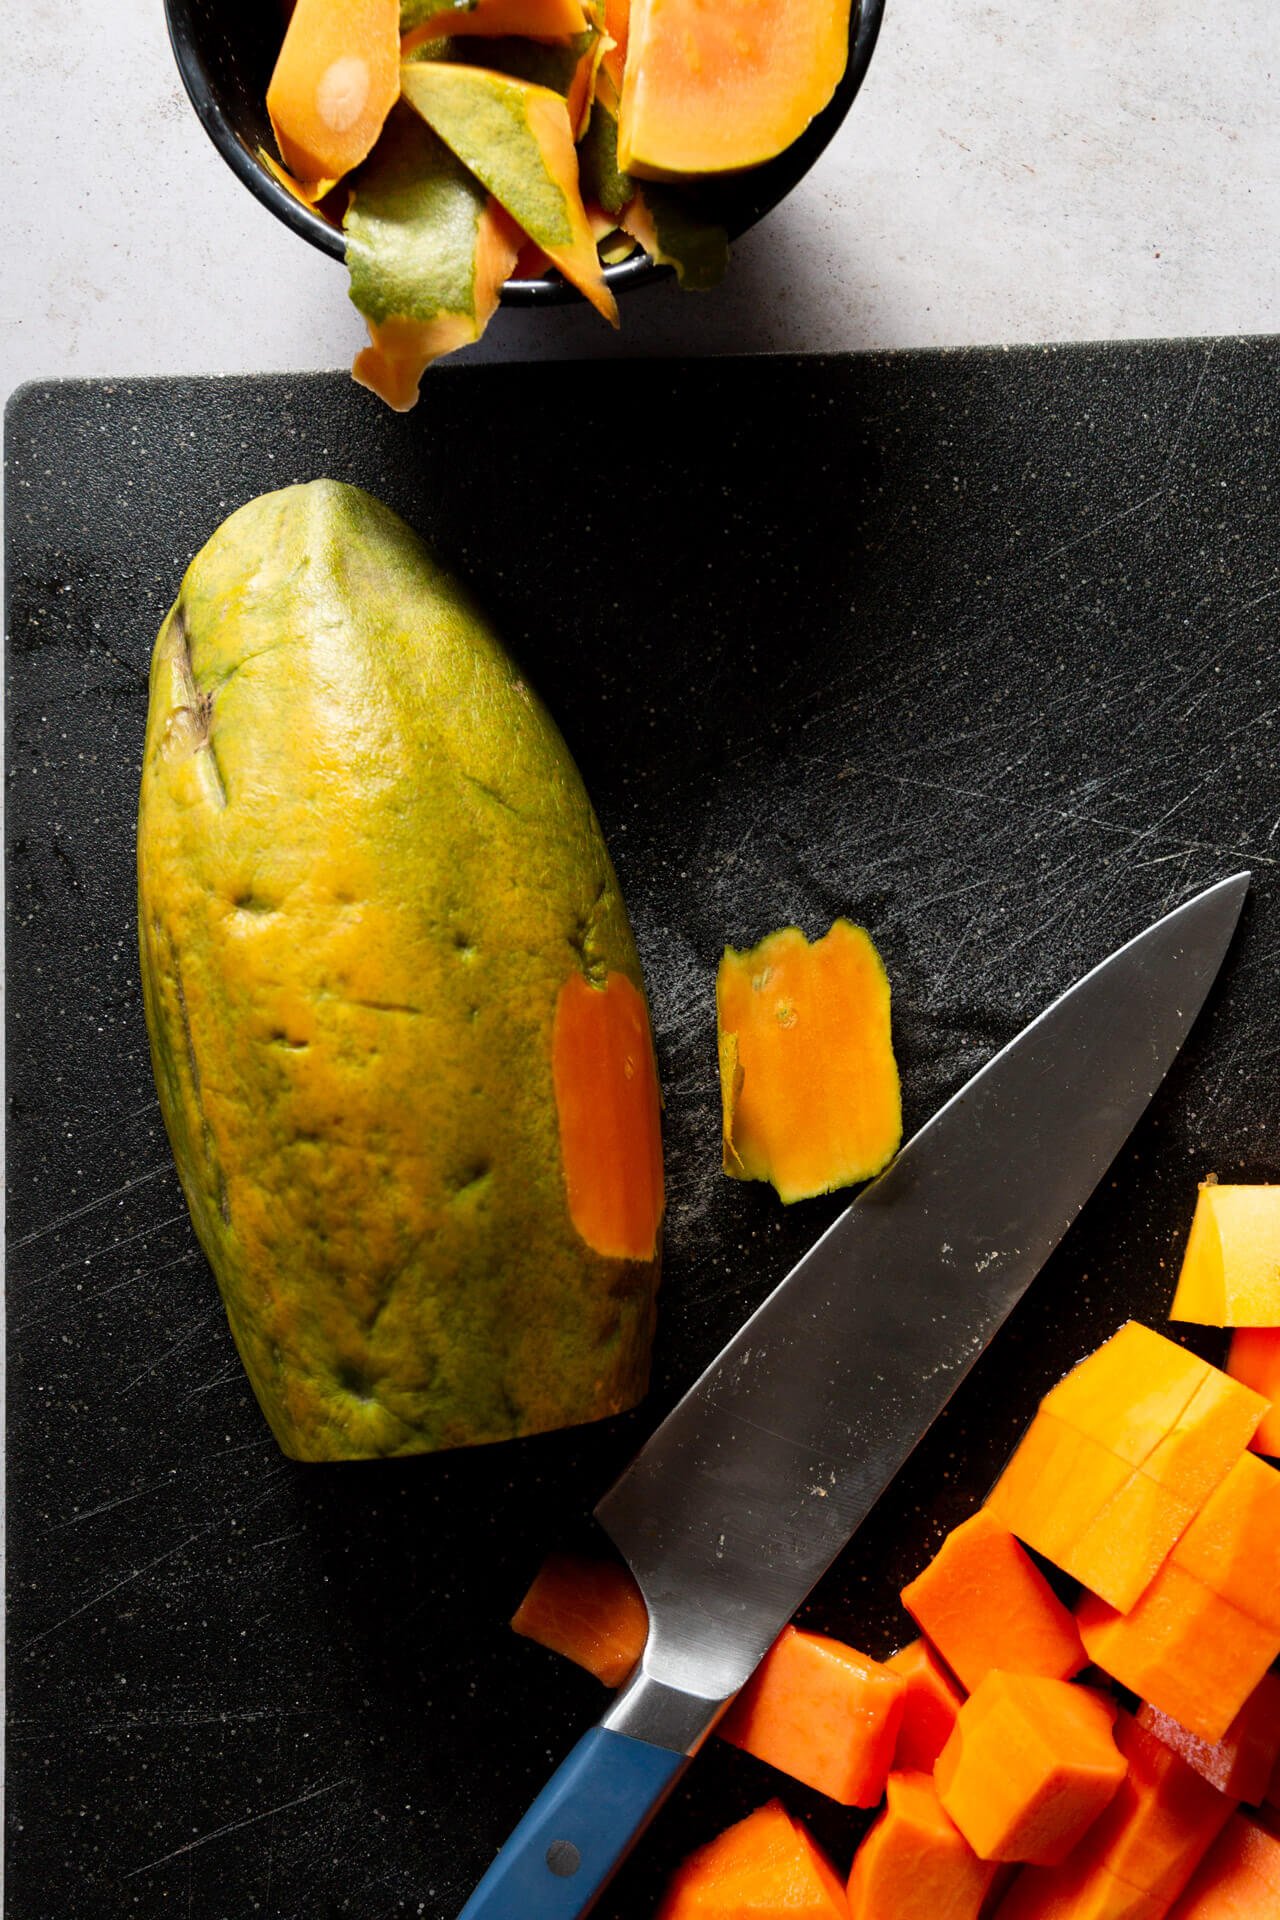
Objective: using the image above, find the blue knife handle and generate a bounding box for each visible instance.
[456,1724,687,1919]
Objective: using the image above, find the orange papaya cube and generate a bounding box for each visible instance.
[715,920,901,1205]
[1171,1184,1280,1327]
[886,1637,965,1772]
[510,1553,648,1687]
[900,1511,1086,1692]
[1167,1453,1280,1634]
[1088,1713,1238,1903]
[1077,1571,1280,1745]
[987,1411,1134,1563]
[1064,1469,1196,1614]
[1138,1671,1280,1804]
[992,1854,1166,1919]
[1226,1330,1280,1457]
[719,1625,905,1807]
[846,1770,996,1920]
[1042,1323,1211,1466]
[1165,1813,1280,1918]
[1143,1367,1270,1507]
[656,1798,850,1920]
[935,1672,1127,1867]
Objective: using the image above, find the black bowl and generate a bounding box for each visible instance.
[164,0,885,305]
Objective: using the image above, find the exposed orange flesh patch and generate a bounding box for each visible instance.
[352,198,521,410]
[900,1510,1086,1693]
[553,969,663,1261]
[618,0,851,175]
[268,0,401,184]
[718,1624,906,1808]
[716,919,901,1205]
[601,0,630,93]
[936,1673,1126,1868]
[1171,1183,1280,1326]
[1227,1328,1280,1455]
[510,1552,648,1686]
[402,0,588,46]
[657,1800,849,1920]
[847,1771,996,1920]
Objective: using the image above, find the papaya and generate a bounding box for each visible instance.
[577,91,728,287]
[400,61,618,320]
[401,0,589,42]
[268,0,401,186]
[137,481,663,1461]
[345,106,522,409]
[407,24,607,140]
[1171,1183,1280,1325]
[617,0,851,176]
[716,920,901,1205]
[1226,1328,1280,1455]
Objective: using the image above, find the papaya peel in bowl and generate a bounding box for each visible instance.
[163,0,885,323]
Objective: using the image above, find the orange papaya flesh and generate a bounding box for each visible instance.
[886,1637,965,1773]
[617,0,852,176]
[716,920,901,1205]
[346,107,520,409]
[399,61,618,321]
[1076,1571,1280,1746]
[601,0,628,91]
[987,1411,1190,1613]
[1041,1324,1237,1476]
[1083,1713,1239,1904]
[846,1770,996,1920]
[1166,1452,1280,1634]
[718,1624,905,1808]
[899,1510,1086,1693]
[552,970,664,1262]
[993,1856,1167,1920]
[1137,1672,1280,1806]
[656,1799,849,1920]
[1171,1184,1280,1327]
[935,1672,1127,1868]
[510,1551,648,1685]
[269,0,401,185]
[260,148,340,209]
[1226,1329,1280,1456]
[401,0,589,40]
[1165,1813,1280,1918]
[1144,1366,1271,1507]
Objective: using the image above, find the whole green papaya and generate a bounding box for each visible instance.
[138,481,663,1460]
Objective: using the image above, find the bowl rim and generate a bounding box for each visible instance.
[163,0,885,307]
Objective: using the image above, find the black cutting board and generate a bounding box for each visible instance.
[7,341,1280,1919]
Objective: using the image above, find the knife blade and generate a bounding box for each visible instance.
[458,872,1249,1920]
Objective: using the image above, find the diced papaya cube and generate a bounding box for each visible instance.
[1093,1713,1238,1901]
[1143,1368,1270,1506]
[1226,1329,1280,1457]
[901,1511,1086,1692]
[657,1798,850,1920]
[1171,1184,1280,1327]
[1077,1570,1280,1745]
[988,1412,1134,1562]
[886,1638,965,1772]
[1137,1672,1280,1805]
[992,1855,1166,1919]
[847,1770,996,1920]
[1167,1453,1280,1633]
[1165,1813,1280,1917]
[935,1671,1126,1867]
[719,1624,905,1807]
[1066,1468,1196,1615]
[510,1552,648,1687]
[1043,1324,1210,1467]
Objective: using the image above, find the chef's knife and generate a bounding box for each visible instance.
[459,872,1249,1920]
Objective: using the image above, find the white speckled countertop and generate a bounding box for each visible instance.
[4,0,1279,404]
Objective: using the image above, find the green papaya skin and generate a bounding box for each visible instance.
[138,481,662,1460]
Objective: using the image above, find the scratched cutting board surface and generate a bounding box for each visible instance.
[6,341,1280,1918]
